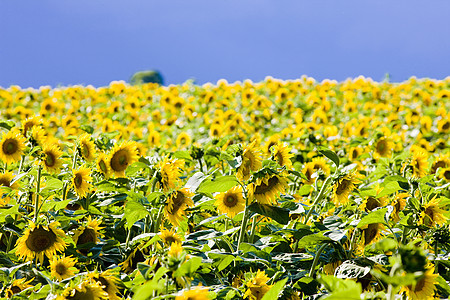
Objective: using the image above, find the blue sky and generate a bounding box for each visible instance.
[1,1,449,88]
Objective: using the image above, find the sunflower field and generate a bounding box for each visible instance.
[0,76,449,299]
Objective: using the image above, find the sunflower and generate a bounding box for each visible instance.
[430,155,450,174]
[248,174,288,205]
[5,277,34,299]
[332,172,361,206]
[73,216,103,251]
[175,285,211,300]
[15,221,66,264]
[264,134,281,155]
[271,142,293,170]
[244,270,272,300]
[147,129,161,148]
[30,125,47,147]
[349,146,363,161]
[237,141,263,181]
[176,132,192,149]
[88,270,121,300]
[157,156,184,192]
[120,247,146,273]
[0,129,26,164]
[50,255,78,281]
[160,228,183,246]
[438,167,450,181]
[72,166,93,198]
[164,188,194,226]
[214,186,245,218]
[420,196,448,227]
[302,162,316,185]
[79,133,96,162]
[168,241,184,259]
[437,118,449,133]
[41,144,63,173]
[59,279,108,300]
[96,152,111,178]
[209,123,222,138]
[21,116,43,137]
[108,141,138,177]
[404,150,429,178]
[0,171,19,190]
[400,266,438,300]
[311,157,331,175]
[391,192,408,222]
[373,137,394,159]
[360,223,384,247]
[360,196,386,212]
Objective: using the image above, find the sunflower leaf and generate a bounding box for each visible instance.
[356,207,389,228]
[197,175,238,194]
[124,197,150,230]
[261,277,288,300]
[318,147,340,168]
[248,202,290,225]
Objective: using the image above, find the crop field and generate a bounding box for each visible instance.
[0,76,449,299]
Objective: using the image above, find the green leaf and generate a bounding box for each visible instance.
[436,275,450,296]
[125,161,150,177]
[173,256,202,277]
[0,120,15,130]
[296,233,332,249]
[40,198,72,212]
[172,150,192,161]
[378,181,402,197]
[0,204,19,223]
[297,185,313,196]
[318,147,340,168]
[261,277,288,300]
[41,177,64,193]
[185,172,210,191]
[318,275,362,300]
[197,175,238,194]
[80,125,94,134]
[248,202,290,225]
[357,208,389,228]
[124,198,150,230]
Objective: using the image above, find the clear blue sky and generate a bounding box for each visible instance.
[1,1,449,88]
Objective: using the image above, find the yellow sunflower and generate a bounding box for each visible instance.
[164,188,194,226]
[120,247,146,273]
[79,133,97,162]
[96,152,111,178]
[108,141,139,177]
[168,241,184,259]
[391,192,408,222]
[311,157,331,175]
[73,216,103,251]
[403,150,428,178]
[72,166,93,198]
[373,137,394,159]
[0,171,19,190]
[400,266,438,300]
[15,221,66,264]
[244,270,272,300]
[157,156,184,191]
[5,277,34,299]
[236,140,263,181]
[430,155,450,174]
[248,174,288,205]
[176,132,192,149]
[420,196,448,227]
[41,144,63,173]
[30,125,47,147]
[0,129,26,164]
[348,146,363,161]
[302,162,316,185]
[438,167,450,181]
[360,223,384,247]
[88,270,121,300]
[214,186,245,218]
[49,255,78,281]
[147,129,161,148]
[271,142,293,170]
[59,279,108,300]
[437,118,449,133]
[360,196,386,212]
[160,228,183,246]
[332,172,361,206]
[175,285,211,300]
[21,116,43,137]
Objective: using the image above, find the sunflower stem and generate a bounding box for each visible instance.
[18,155,25,173]
[198,158,205,173]
[237,198,250,252]
[153,205,164,233]
[125,225,132,249]
[309,242,328,278]
[249,215,257,244]
[34,165,42,222]
[304,176,332,224]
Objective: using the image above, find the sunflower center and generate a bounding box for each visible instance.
[81,144,90,158]
[3,139,18,155]
[110,149,129,172]
[276,153,284,166]
[165,236,176,244]
[67,287,95,300]
[169,192,185,214]
[25,226,57,252]
[432,161,446,173]
[336,179,351,195]
[45,152,56,167]
[77,227,97,245]
[363,223,379,245]
[442,121,449,130]
[376,140,386,154]
[365,197,381,211]
[55,262,67,275]
[225,195,238,207]
[255,176,279,195]
[413,277,426,291]
[444,170,450,180]
[98,276,109,291]
[99,160,107,173]
[0,178,11,187]
[74,173,83,188]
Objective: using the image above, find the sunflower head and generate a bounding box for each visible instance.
[88,270,121,300]
[332,172,361,206]
[157,156,184,191]
[420,196,448,227]
[60,279,108,300]
[41,144,63,173]
[96,152,111,178]
[5,277,34,299]
[215,186,245,218]
[72,166,93,198]
[400,265,438,300]
[108,141,139,177]
[164,188,194,227]
[373,137,394,159]
[248,173,288,205]
[175,285,211,300]
[78,133,97,162]
[160,228,183,246]
[73,216,103,253]
[270,142,293,170]
[236,140,263,182]
[50,255,78,281]
[15,221,66,264]
[244,270,272,300]
[0,129,26,164]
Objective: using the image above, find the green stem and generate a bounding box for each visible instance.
[125,225,132,248]
[249,216,257,244]
[309,242,329,277]
[153,206,164,233]
[198,158,205,173]
[18,156,25,173]
[34,165,42,222]
[348,228,359,257]
[237,198,250,251]
[72,148,78,170]
[304,176,332,224]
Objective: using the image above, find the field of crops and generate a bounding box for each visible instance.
[0,76,449,299]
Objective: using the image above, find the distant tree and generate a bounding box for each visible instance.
[129,70,164,85]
